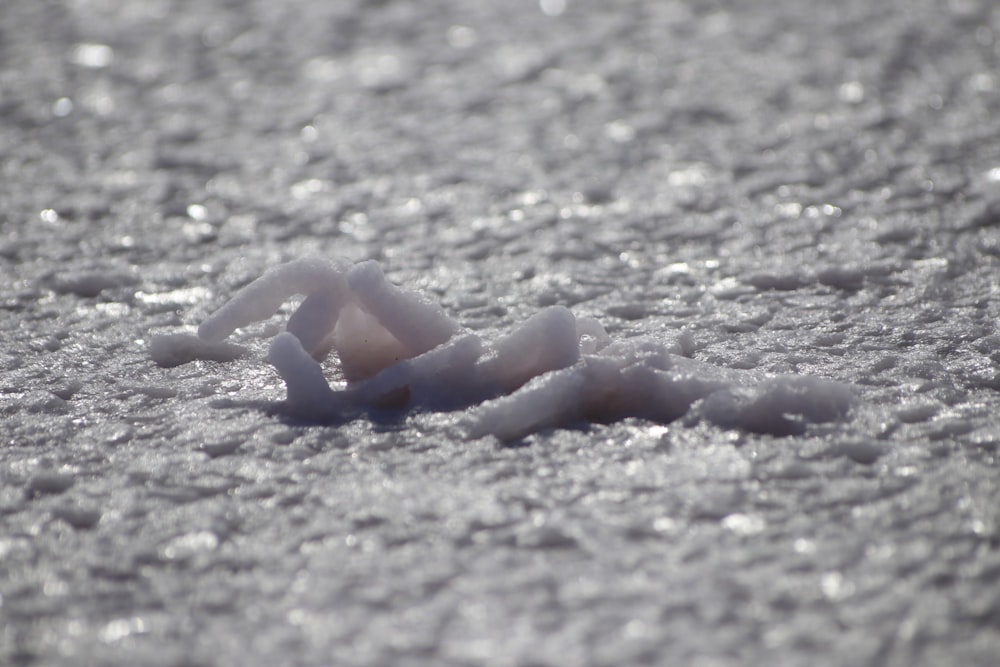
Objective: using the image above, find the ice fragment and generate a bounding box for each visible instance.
[198,258,349,342]
[178,258,856,439]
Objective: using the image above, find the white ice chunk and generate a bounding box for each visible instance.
[178,257,858,440]
[471,360,592,441]
[286,289,348,359]
[470,347,723,440]
[354,334,487,409]
[268,332,349,420]
[199,258,349,342]
[479,306,580,393]
[346,261,459,356]
[468,336,854,440]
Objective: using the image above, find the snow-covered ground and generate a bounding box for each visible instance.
[2,1,1000,665]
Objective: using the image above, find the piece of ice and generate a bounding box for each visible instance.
[469,346,730,440]
[345,261,459,356]
[471,360,591,441]
[178,257,857,440]
[479,306,580,393]
[199,258,349,343]
[285,289,348,359]
[354,333,487,409]
[268,332,349,420]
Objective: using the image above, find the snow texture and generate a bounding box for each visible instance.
[148,334,247,368]
[3,1,1000,666]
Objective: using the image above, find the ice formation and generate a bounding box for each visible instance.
[178,258,854,440]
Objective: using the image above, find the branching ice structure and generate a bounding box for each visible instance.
[186,258,855,440]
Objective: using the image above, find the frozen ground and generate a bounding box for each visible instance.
[2,0,1000,665]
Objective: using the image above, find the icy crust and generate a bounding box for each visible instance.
[193,258,855,439]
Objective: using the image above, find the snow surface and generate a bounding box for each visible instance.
[3,1,1000,666]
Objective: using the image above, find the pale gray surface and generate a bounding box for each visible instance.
[2,1,1000,665]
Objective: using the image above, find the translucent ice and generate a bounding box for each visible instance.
[269,331,347,419]
[345,261,459,356]
[185,258,856,439]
